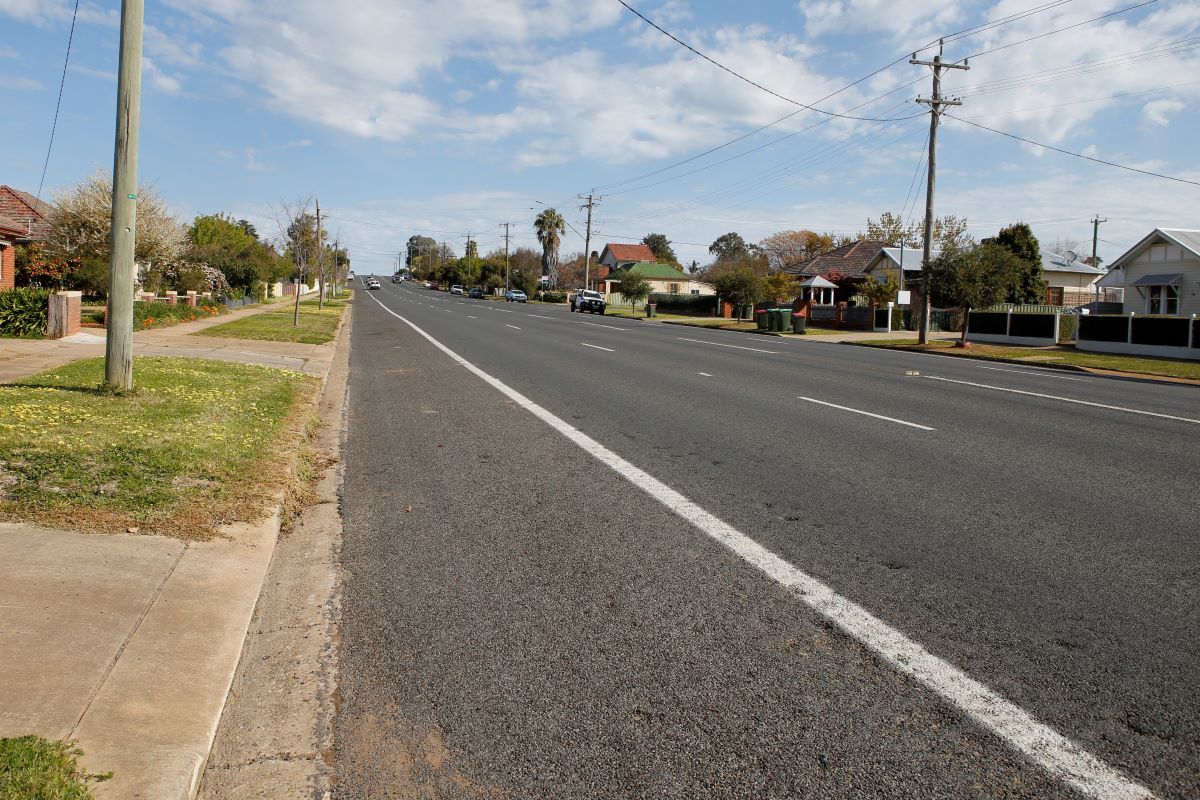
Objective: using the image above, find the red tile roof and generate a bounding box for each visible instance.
[602,243,656,263]
[0,186,52,238]
[783,239,886,279]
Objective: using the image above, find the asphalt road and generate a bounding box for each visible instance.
[334,282,1199,799]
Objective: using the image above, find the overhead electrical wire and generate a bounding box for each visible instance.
[945,115,1200,187]
[954,0,1160,63]
[35,0,81,208]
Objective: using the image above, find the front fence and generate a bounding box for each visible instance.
[966,310,1059,346]
[1076,313,1200,360]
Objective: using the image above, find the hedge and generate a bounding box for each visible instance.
[648,293,718,314]
[0,288,52,338]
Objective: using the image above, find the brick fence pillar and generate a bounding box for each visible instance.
[185,291,198,307]
[164,290,178,306]
[47,290,82,339]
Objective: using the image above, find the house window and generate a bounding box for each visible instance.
[690,289,700,295]
[669,283,680,294]
[1146,285,1178,315]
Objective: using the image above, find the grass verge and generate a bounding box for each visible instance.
[0,736,110,799]
[0,357,316,539]
[195,297,347,344]
[856,339,1200,380]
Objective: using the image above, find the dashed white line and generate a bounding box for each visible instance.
[978,366,1088,381]
[467,315,477,319]
[580,342,614,352]
[505,324,521,330]
[361,289,1155,800]
[798,397,936,431]
[676,337,778,354]
[925,376,1200,425]
[527,313,557,320]
[577,320,628,330]
[697,372,713,377]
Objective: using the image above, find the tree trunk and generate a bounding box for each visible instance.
[961,306,970,345]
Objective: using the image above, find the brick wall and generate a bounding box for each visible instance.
[0,244,14,291]
[0,187,49,239]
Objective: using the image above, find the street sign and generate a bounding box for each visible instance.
[896,290,911,305]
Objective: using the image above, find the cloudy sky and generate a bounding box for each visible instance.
[1,0,1197,270]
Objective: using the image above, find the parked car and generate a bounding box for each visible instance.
[450,285,464,295]
[425,281,435,289]
[468,287,485,299]
[571,289,606,314]
[505,289,527,303]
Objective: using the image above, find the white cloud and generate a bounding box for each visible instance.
[0,0,114,26]
[1142,98,1185,126]
[0,75,40,90]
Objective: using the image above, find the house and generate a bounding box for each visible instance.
[1097,228,1200,316]
[600,261,714,298]
[863,246,1107,307]
[0,217,24,290]
[598,242,657,270]
[783,239,886,302]
[0,185,52,240]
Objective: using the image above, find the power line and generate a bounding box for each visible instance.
[35,0,81,208]
[946,115,1200,187]
[955,0,1160,63]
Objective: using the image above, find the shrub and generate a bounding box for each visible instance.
[131,300,225,331]
[540,291,567,303]
[0,288,52,338]
[648,293,717,315]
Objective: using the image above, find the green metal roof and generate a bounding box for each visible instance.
[610,261,689,281]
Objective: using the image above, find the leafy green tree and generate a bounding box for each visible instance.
[928,242,1024,344]
[994,222,1046,303]
[866,212,921,246]
[708,232,750,263]
[763,271,799,304]
[406,235,437,268]
[236,219,258,240]
[534,208,566,282]
[709,265,766,322]
[642,233,677,264]
[510,268,537,295]
[857,273,900,306]
[616,269,651,313]
[758,230,834,270]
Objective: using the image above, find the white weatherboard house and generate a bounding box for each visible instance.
[1097,228,1200,316]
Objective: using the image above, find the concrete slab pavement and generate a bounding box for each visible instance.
[0,302,352,798]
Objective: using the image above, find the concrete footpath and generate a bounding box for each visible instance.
[0,301,350,798]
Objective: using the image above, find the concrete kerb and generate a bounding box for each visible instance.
[67,302,353,799]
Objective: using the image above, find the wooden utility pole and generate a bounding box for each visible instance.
[579,191,600,290]
[911,41,968,344]
[104,0,144,391]
[1090,214,1106,266]
[316,198,325,310]
[501,222,512,291]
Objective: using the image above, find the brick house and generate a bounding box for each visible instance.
[782,239,886,303]
[590,243,658,287]
[0,186,53,292]
[0,217,23,290]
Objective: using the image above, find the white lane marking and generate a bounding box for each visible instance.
[363,289,1156,800]
[527,313,557,320]
[677,336,778,355]
[580,342,615,352]
[926,376,1200,425]
[798,397,936,431]
[467,315,477,319]
[505,324,521,330]
[577,320,628,330]
[978,366,1088,382]
[697,372,713,377]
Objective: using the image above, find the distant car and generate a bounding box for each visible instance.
[505,289,527,303]
[468,287,485,299]
[392,275,403,283]
[571,289,606,314]
[365,279,381,290]
[450,285,464,295]
[424,281,434,289]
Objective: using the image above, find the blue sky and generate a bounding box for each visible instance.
[2,0,1198,272]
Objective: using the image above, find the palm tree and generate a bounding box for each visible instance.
[534,208,566,285]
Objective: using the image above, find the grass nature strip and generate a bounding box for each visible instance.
[0,357,316,539]
[0,736,110,800]
[858,339,1200,381]
[196,296,347,345]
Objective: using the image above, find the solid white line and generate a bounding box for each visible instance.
[697,372,713,377]
[798,397,936,431]
[580,342,615,352]
[926,376,1200,425]
[978,366,1088,382]
[362,290,1156,800]
[505,324,521,330]
[676,337,778,354]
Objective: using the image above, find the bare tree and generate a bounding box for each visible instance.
[1047,236,1083,259]
[275,195,317,327]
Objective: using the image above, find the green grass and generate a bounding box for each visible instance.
[0,357,314,538]
[601,310,845,336]
[858,340,1200,380]
[0,736,110,799]
[195,297,346,344]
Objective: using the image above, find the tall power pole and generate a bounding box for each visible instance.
[1090,214,1107,266]
[104,0,144,391]
[911,41,968,345]
[579,191,600,290]
[465,233,474,286]
[315,198,324,310]
[500,222,513,291]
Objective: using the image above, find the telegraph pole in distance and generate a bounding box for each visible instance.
[500,222,513,291]
[911,40,968,345]
[465,233,473,287]
[104,0,144,391]
[578,191,600,290]
[316,198,324,310]
[1090,214,1107,266]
